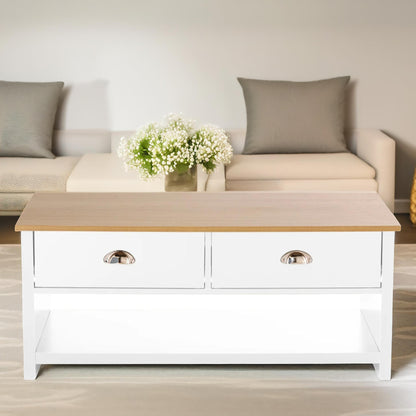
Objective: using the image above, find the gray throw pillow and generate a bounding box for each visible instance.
[239,76,350,154]
[0,81,64,158]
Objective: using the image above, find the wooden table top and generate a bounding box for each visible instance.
[15,192,400,232]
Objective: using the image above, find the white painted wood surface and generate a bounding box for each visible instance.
[21,232,40,380]
[33,287,383,295]
[375,231,395,380]
[212,232,382,288]
[34,232,205,288]
[21,229,396,380]
[35,308,380,365]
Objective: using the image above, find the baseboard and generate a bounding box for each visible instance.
[395,199,410,214]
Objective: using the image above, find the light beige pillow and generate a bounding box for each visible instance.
[239,76,350,154]
[0,81,64,158]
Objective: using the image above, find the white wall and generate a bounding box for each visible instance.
[0,0,415,198]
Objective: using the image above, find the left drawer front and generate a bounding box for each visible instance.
[34,232,205,288]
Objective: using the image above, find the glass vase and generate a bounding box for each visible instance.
[164,165,197,192]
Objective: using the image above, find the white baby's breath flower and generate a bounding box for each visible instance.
[118,114,233,179]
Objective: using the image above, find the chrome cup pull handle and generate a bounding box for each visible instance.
[280,250,312,265]
[103,250,135,265]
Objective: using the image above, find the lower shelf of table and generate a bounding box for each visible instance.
[35,307,381,365]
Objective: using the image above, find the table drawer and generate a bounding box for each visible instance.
[211,232,382,288]
[34,232,205,288]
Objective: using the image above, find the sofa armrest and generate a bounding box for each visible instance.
[197,164,226,192]
[346,129,395,211]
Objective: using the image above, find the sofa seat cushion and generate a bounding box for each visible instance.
[226,153,376,181]
[67,153,164,192]
[67,153,225,192]
[0,193,33,212]
[0,157,79,193]
[226,179,378,192]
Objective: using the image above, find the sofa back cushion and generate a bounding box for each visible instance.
[239,76,350,154]
[49,128,359,157]
[227,129,246,155]
[111,131,135,154]
[0,81,64,158]
[53,130,111,156]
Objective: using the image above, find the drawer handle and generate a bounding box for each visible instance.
[103,250,136,265]
[280,250,312,265]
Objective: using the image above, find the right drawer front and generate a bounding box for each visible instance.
[211,232,382,288]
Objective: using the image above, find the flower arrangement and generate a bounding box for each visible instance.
[117,114,233,180]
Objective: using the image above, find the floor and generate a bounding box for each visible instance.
[0,216,19,244]
[0,244,415,415]
[1,214,415,244]
[395,214,416,244]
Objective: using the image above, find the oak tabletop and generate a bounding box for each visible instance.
[15,192,400,232]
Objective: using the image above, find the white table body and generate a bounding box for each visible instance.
[21,230,395,380]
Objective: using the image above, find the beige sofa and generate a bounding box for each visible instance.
[226,129,395,211]
[65,131,225,194]
[0,128,395,215]
[0,130,110,215]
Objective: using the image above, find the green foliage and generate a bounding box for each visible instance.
[118,114,233,179]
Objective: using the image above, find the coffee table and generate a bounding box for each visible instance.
[16,192,400,380]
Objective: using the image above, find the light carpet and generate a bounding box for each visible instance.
[0,244,416,416]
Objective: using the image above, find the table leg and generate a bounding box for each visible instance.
[21,231,40,380]
[374,231,395,380]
